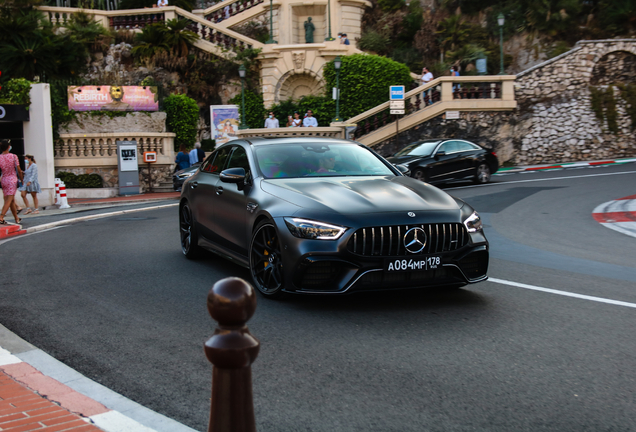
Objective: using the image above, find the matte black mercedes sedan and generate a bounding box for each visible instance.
[386,139,499,184]
[179,137,489,298]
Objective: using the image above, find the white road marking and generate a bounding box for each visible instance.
[447,170,636,190]
[489,277,636,309]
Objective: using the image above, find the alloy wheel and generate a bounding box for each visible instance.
[250,222,284,297]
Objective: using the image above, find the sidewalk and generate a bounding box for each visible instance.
[1,192,180,241]
[0,327,197,432]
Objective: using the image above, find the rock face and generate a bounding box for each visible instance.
[378,40,636,165]
[60,112,168,134]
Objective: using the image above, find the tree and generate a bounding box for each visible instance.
[0,4,88,80]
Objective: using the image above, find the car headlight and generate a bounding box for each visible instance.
[284,217,347,240]
[463,211,483,233]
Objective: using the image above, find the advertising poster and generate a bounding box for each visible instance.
[210,105,240,145]
[68,86,159,112]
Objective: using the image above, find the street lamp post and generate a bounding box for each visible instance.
[238,65,247,130]
[333,56,341,122]
[325,0,335,41]
[265,0,277,44]
[498,13,505,75]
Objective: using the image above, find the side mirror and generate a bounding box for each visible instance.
[220,167,248,190]
[434,150,446,160]
[394,164,410,176]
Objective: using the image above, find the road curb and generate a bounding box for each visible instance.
[0,203,179,241]
[0,327,197,432]
[592,194,636,239]
[497,157,636,173]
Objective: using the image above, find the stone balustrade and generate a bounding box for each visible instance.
[346,76,516,141]
[236,127,344,139]
[37,5,260,52]
[55,132,175,166]
[201,0,265,24]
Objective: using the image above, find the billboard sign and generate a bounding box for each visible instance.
[68,86,159,112]
[210,105,240,145]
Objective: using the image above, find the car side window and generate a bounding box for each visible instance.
[455,141,478,152]
[202,146,231,174]
[439,141,459,154]
[226,146,251,176]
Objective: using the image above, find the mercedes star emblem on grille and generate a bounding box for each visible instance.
[403,227,427,253]
[408,212,416,217]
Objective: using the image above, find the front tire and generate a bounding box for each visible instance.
[180,202,202,259]
[412,168,427,182]
[474,163,491,184]
[249,220,285,299]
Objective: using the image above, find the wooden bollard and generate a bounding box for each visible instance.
[205,277,260,432]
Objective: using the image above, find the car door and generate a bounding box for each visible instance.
[453,140,482,179]
[191,146,231,242]
[427,140,463,182]
[212,145,252,257]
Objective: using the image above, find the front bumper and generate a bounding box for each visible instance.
[273,218,489,295]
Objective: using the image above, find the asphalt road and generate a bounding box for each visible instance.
[1,163,636,431]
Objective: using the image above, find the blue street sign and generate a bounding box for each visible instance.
[389,85,405,100]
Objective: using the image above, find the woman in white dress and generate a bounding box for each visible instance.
[19,155,41,215]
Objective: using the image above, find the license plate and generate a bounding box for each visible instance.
[385,256,441,272]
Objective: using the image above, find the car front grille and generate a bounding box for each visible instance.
[300,261,347,290]
[347,223,468,257]
[458,250,489,279]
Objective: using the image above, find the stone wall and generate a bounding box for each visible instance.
[60,165,173,192]
[60,112,168,135]
[377,40,636,165]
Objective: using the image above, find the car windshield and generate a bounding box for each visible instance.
[255,143,395,179]
[394,141,440,157]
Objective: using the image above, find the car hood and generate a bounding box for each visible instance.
[386,155,427,165]
[260,176,460,215]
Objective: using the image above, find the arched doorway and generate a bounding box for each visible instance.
[275,72,325,104]
[590,51,636,85]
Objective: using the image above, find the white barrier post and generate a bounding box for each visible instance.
[54,178,61,206]
[58,181,71,209]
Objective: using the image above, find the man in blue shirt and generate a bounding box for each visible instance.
[302,110,318,127]
[189,144,199,165]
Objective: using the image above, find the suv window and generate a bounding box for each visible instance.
[201,146,231,174]
[227,146,251,176]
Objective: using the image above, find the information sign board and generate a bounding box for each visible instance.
[390,109,405,115]
[445,111,460,119]
[390,101,405,109]
[389,86,405,100]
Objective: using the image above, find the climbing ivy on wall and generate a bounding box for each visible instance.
[617,83,636,131]
[589,86,619,134]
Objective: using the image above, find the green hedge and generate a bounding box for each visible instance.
[200,138,216,152]
[322,54,413,121]
[56,172,103,188]
[0,78,32,105]
[229,89,265,129]
[164,94,199,150]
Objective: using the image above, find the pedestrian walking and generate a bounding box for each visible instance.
[303,110,318,127]
[175,144,191,172]
[19,154,41,215]
[264,111,280,128]
[421,66,434,105]
[0,140,24,225]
